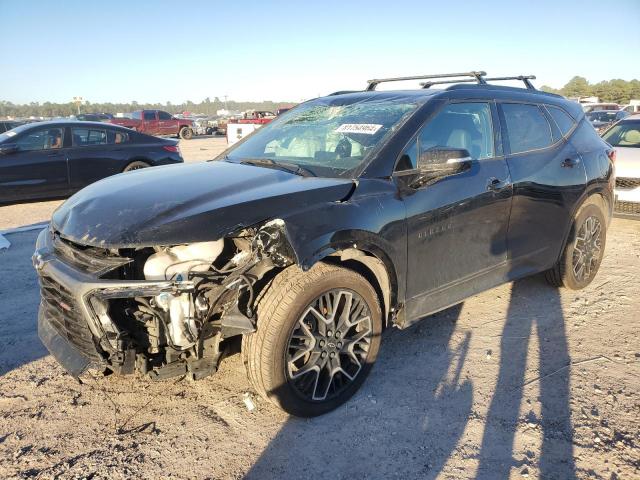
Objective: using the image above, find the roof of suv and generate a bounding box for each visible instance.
[325,84,581,118]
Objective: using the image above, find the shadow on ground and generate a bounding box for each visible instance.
[246,276,576,479]
[0,230,47,375]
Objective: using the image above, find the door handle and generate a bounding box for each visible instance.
[562,157,580,168]
[487,177,507,192]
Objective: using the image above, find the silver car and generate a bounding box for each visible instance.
[602,114,640,216]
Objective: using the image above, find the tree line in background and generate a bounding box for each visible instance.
[541,76,640,104]
[2,77,640,119]
[0,97,294,119]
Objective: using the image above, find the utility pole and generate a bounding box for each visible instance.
[224,95,228,111]
[73,96,83,115]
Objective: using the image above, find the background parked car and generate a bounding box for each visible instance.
[587,110,629,132]
[0,120,25,133]
[602,114,640,217]
[75,113,113,122]
[191,117,218,136]
[620,101,640,114]
[109,110,194,139]
[581,102,620,113]
[0,121,183,205]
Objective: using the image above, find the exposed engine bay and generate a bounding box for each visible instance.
[49,219,296,381]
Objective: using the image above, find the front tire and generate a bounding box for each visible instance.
[545,198,607,289]
[179,126,193,140]
[242,264,382,417]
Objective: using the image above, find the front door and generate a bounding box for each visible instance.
[397,101,512,326]
[0,126,69,203]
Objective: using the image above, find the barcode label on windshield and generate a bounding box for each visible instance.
[336,124,383,135]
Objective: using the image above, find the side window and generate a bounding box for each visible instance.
[502,103,553,154]
[546,106,576,137]
[16,127,64,151]
[71,128,106,146]
[143,111,156,121]
[87,129,107,145]
[420,102,494,160]
[131,111,142,120]
[107,130,130,144]
[397,139,418,171]
[158,111,172,120]
[395,102,494,172]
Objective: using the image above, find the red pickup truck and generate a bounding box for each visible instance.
[109,110,195,139]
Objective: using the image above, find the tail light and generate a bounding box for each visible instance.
[607,149,616,164]
[163,145,179,153]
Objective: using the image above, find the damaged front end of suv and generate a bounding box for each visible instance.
[34,92,423,416]
[35,218,296,381]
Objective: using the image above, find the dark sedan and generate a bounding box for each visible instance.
[0,121,183,205]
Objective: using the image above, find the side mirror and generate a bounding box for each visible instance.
[417,147,472,176]
[0,143,18,155]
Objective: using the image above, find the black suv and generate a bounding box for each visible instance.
[34,72,614,417]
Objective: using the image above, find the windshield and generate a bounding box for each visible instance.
[224,98,418,177]
[602,120,640,148]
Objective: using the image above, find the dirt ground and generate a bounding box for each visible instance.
[0,138,638,479]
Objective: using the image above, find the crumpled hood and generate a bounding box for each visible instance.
[52,161,354,248]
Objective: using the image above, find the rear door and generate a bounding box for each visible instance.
[0,126,69,203]
[67,127,129,190]
[143,111,159,135]
[398,101,513,325]
[498,102,586,276]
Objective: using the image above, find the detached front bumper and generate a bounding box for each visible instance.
[33,228,193,377]
[38,306,93,376]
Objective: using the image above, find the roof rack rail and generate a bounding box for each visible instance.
[366,72,537,91]
[366,71,487,91]
[421,75,537,90]
[484,75,537,90]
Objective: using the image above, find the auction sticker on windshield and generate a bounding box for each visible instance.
[336,124,383,134]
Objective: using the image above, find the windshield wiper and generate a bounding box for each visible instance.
[239,158,315,177]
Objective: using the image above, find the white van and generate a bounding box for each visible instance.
[621,101,640,114]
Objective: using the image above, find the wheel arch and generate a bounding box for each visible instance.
[557,190,609,264]
[319,246,397,327]
[123,157,152,171]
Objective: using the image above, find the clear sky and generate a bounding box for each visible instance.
[1,0,638,104]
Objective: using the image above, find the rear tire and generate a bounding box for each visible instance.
[179,126,193,140]
[241,263,382,417]
[545,198,607,289]
[123,160,150,172]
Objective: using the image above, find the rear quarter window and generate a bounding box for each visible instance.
[546,105,576,137]
[502,103,553,154]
